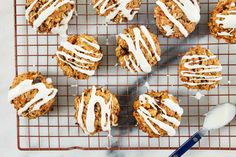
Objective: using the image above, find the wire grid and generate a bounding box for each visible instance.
[14,0,236,150]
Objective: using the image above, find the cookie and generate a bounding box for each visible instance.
[74,86,120,135]
[8,72,58,119]
[154,0,200,38]
[209,0,236,43]
[179,46,222,90]
[133,91,183,138]
[92,0,141,23]
[116,25,161,73]
[55,34,103,80]
[25,0,75,36]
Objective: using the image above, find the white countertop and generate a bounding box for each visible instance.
[1,1,236,157]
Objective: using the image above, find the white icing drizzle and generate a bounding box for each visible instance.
[119,25,160,73]
[216,10,236,36]
[181,54,222,86]
[173,0,200,23]
[231,2,236,7]
[156,0,200,37]
[162,25,174,36]
[156,1,188,37]
[124,57,136,72]
[77,86,113,135]
[217,31,232,36]
[137,94,183,136]
[25,0,75,36]
[81,37,100,49]
[8,79,58,115]
[93,0,139,22]
[51,9,74,37]
[56,37,103,76]
[25,0,38,21]
[38,0,53,12]
[46,77,52,84]
[162,97,184,115]
[216,10,236,28]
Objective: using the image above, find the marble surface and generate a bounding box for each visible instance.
[1,0,236,157]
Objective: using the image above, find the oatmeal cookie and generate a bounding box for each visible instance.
[179,46,222,90]
[92,0,141,23]
[133,91,183,138]
[116,25,161,73]
[209,0,236,43]
[8,72,58,119]
[55,34,103,80]
[74,86,120,135]
[154,0,200,38]
[25,0,75,36]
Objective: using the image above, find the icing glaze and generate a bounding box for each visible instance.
[216,10,236,28]
[162,25,174,36]
[77,86,114,135]
[203,103,236,130]
[8,79,58,115]
[56,37,103,76]
[173,0,200,23]
[119,26,160,73]
[137,94,183,136]
[25,0,38,21]
[46,78,53,84]
[81,37,100,49]
[216,10,236,36]
[156,1,188,37]
[51,9,74,37]
[181,54,222,86]
[162,97,183,115]
[217,31,232,36]
[25,0,75,36]
[230,2,236,7]
[93,0,139,22]
[156,0,200,37]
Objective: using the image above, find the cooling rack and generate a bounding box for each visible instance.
[14,0,236,150]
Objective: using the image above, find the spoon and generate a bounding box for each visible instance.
[169,103,236,157]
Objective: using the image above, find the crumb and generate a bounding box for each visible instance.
[144,81,150,90]
[192,91,205,100]
[71,84,78,87]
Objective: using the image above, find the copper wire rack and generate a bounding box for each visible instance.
[14,0,236,151]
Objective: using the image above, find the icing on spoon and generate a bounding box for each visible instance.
[203,103,236,130]
[170,103,236,157]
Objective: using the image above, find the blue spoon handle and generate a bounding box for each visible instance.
[169,131,204,157]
